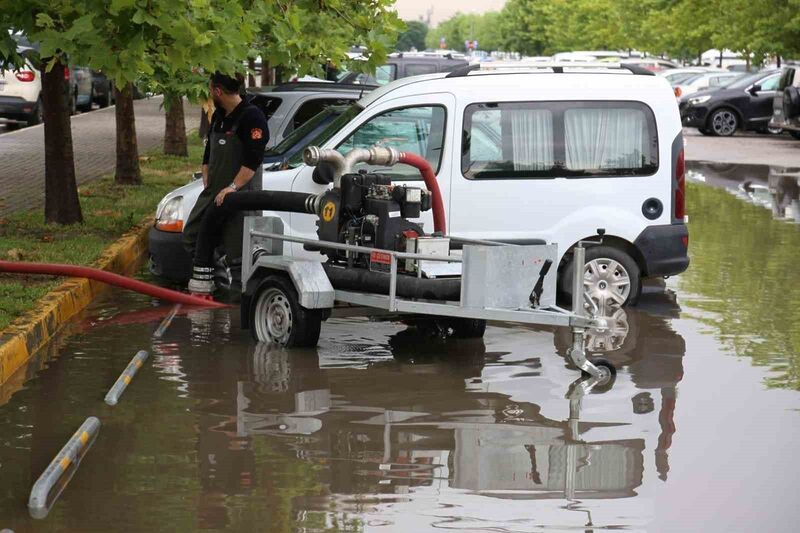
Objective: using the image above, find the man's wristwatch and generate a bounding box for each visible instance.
[229,182,238,191]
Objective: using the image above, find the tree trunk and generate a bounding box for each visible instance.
[41,59,82,224]
[163,93,187,157]
[247,58,256,87]
[260,60,271,86]
[113,83,141,184]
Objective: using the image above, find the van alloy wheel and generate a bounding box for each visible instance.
[710,109,738,136]
[584,258,631,308]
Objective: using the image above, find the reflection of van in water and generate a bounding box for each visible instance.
[152,67,690,306]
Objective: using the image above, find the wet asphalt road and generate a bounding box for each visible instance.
[1,162,799,531]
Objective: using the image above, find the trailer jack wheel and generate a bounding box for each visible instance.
[250,276,322,347]
[581,357,616,393]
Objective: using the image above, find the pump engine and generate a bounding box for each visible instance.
[310,171,438,272]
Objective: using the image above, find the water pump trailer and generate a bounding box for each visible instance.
[237,145,614,388]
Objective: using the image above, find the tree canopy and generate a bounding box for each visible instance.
[396,20,427,52]
[429,0,800,63]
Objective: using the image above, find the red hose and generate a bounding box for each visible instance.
[398,152,446,234]
[0,261,229,308]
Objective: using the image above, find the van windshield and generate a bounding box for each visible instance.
[286,104,363,167]
[266,106,346,157]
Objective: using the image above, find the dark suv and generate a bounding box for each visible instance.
[769,65,800,139]
[337,53,469,85]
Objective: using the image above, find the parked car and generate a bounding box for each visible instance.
[68,65,93,113]
[227,82,373,149]
[91,70,114,108]
[336,53,469,85]
[658,67,724,87]
[620,58,679,72]
[151,84,373,282]
[769,65,800,140]
[0,53,43,128]
[679,69,781,136]
[672,71,742,98]
[151,66,689,307]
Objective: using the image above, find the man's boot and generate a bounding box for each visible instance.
[188,265,215,295]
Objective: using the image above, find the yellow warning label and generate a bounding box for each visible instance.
[79,431,89,445]
[123,375,131,385]
[321,201,336,222]
[60,456,71,470]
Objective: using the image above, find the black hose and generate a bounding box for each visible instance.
[219,190,317,215]
[322,263,461,300]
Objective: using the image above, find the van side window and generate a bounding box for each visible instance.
[462,101,658,179]
[337,105,446,181]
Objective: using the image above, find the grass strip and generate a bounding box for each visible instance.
[0,134,203,330]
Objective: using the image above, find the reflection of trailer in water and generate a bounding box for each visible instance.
[234,346,643,500]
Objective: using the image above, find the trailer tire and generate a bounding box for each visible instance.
[250,275,322,347]
[444,318,487,339]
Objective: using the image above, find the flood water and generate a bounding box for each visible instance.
[1,164,799,532]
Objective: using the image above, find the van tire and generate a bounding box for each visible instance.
[559,245,641,308]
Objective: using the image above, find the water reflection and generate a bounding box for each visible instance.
[684,161,800,389]
[687,161,800,224]
[0,288,692,531]
[149,302,685,529]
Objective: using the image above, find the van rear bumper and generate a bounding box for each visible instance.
[634,223,689,278]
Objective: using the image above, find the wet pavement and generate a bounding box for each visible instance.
[1,166,800,532]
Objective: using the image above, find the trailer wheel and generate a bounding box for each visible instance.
[250,275,321,347]
[582,357,616,393]
[445,318,487,339]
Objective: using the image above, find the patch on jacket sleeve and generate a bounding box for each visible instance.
[250,128,263,140]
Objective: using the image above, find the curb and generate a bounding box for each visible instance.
[0,217,154,390]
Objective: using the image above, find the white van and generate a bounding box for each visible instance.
[152,65,689,306]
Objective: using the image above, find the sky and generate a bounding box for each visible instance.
[394,0,507,26]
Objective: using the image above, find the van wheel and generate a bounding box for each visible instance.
[708,108,738,136]
[559,245,641,309]
[250,275,322,347]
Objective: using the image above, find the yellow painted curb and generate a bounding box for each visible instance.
[0,217,155,392]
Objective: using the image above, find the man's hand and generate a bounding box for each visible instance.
[214,186,235,206]
[202,164,209,188]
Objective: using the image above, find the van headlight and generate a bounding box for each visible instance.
[155,196,184,232]
[688,95,711,105]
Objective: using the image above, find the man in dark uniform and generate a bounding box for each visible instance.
[185,72,268,295]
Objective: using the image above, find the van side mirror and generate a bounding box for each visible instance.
[312,160,335,185]
[749,84,761,95]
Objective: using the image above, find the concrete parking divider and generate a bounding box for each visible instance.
[104,350,149,406]
[28,416,100,519]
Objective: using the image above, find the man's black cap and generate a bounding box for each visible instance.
[210,71,241,93]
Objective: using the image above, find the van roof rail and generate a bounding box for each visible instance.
[445,62,656,78]
[254,81,379,93]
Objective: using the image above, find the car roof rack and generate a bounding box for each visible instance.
[251,81,379,93]
[446,62,655,78]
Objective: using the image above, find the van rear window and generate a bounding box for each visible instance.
[462,101,658,179]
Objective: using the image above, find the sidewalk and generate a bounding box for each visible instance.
[0,96,201,216]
